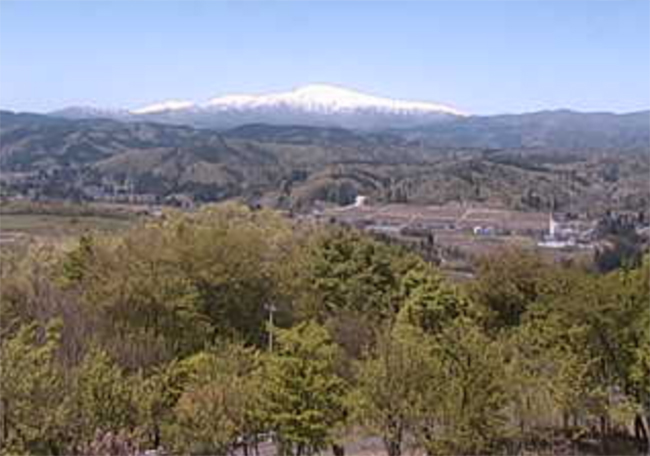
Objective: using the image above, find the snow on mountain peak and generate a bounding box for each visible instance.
[204,84,466,116]
[130,100,196,115]
[126,84,465,119]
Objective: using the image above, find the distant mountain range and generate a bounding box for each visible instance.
[38,84,649,151]
[49,84,465,130]
[2,84,648,210]
[1,106,648,212]
[401,110,650,151]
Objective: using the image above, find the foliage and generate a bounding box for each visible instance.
[396,262,469,334]
[289,227,420,320]
[3,111,649,213]
[422,318,508,455]
[71,347,137,449]
[0,321,69,455]
[165,343,262,455]
[133,358,192,449]
[471,249,550,331]
[261,321,347,456]
[0,205,648,454]
[352,322,435,456]
[59,203,293,363]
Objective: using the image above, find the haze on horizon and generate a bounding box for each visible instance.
[0,0,648,116]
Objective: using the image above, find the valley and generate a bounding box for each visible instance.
[2,1,650,454]
[1,106,648,275]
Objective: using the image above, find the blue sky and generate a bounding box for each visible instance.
[1,1,648,115]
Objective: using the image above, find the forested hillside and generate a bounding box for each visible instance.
[1,204,648,455]
[1,111,649,213]
[402,110,650,150]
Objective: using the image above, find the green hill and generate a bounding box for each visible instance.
[1,110,648,212]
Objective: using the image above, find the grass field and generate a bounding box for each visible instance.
[0,212,135,244]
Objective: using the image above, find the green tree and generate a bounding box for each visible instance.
[396,263,468,334]
[163,204,292,345]
[288,228,420,321]
[423,318,507,455]
[58,204,294,365]
[165,343,263,456]
[352,323,435,456]
[71,347,137,449]
[0,320,70,455]
[500,320,593,448]
[61,233,95,283]
[133,358,193,450]
[471,249,550,331]
[520,256,650,445]
[262,321,347,456]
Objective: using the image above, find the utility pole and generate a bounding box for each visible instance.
[265,303,276,352]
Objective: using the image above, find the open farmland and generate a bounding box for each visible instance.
[0,202,139,248]
[0,213,132,237]
[321,202,553,237]
[319,202,598,274]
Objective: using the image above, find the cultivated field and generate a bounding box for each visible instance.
[321,202,597,274]
[0,202,139,248]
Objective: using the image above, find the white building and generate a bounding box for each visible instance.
[538,213,579,249]
[353,195,367,207]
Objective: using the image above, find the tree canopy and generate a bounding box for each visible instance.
[1,203,648,455]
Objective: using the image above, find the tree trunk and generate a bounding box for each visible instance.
[600,415,609,454]
[153,423,160,449]
[332,443,345,456]
[634,414,649,453]
[384,417,403,456]
[384,439,401,456]
[1,398,8,442]
[47,440,60,456]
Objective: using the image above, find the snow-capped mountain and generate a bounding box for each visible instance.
[130,100,196,115]
[206,84,463,115]
[50,84,466,130]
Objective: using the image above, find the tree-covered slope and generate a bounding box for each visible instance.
[1,110,648,211]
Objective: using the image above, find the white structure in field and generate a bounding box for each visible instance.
[549,214,560,239]
[538,213,577,249]
[354,195,367,207]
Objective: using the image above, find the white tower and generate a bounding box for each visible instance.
[354,195,367,207]
[549,213,559,239]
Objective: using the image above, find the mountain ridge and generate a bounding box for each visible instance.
[1,108,648,213]
[47,84,468,129]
